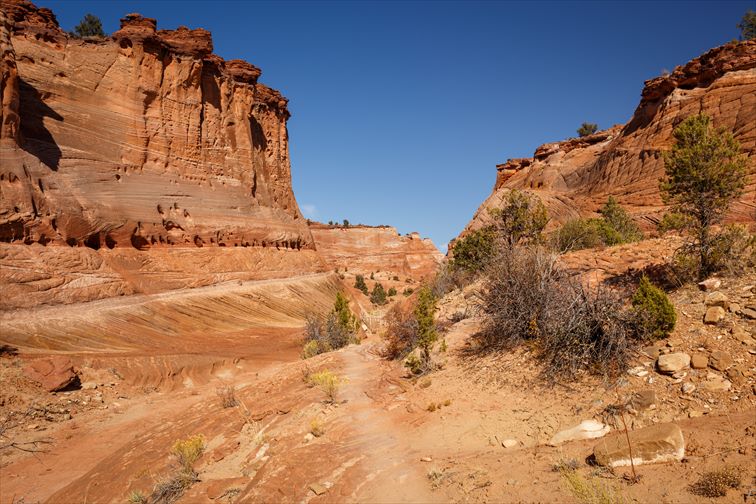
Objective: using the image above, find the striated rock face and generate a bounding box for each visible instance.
[463,41,756,240]
[310,224,443,281]
[0,0,311,251]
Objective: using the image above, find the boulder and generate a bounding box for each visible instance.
[690,353,708,369]
[656,353,690,375]
[708,351,732,371]
[704,292,729,308]
[548,419,610,446]
[704,306,726,324]
[23,356,77,392]
[593,423,685,467]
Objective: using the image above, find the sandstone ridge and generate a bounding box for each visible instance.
[463,40,756,240]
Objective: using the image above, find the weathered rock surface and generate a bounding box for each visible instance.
[459,41,756,243]
[1,0,312,251]
[548,419,610,446]
[310,224,443,281]
[22,355,76,391]
[656,353,690,374]
[593,423,685,468]
[690,353,708,369]
[704,306,726,324]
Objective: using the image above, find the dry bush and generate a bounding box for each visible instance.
[689,466,743,498]
[310,417,325,437]
[476,246,637,380]
[382,302,419,360]
[171,434,205,474]
[308,370,347,403]
[216,385,237,408]
[560,468,625,504]
[148,435,205,504]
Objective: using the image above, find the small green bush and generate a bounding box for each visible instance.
[553,197,642,252]
[414,286,438,363]
[631,276,676,340]
[388,287,397,296]
[71,13,105,38]
[354,274,368,295]
[656,212,692,233]
[403,287,414,296]
[577,122,598,137]
[491,190,548,248]
[449,226,496,274]
[308,370,347,403]
[370,282,388,305]
[302,293,358,357]
[599,197,643,245]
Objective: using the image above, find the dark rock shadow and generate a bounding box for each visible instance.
[19,78,63,171]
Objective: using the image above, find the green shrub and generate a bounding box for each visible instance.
[576,122,598,137]
[656,212,692,233]
[414,286,438,363]
[738,9,756,40]
[599,197,643,244]
[354,274,368,295]
[308,370,347,403]
[449,226,496,274]
[491,190,548,248]
[71,13,105,38]
[553,218,605,252]
[302,293,358,357]
[370,282,387,305]
[403,287,414,296]
[553,198,642,252]
[302,340,320,359]
[388,287,397,296]
[631,276,676,340]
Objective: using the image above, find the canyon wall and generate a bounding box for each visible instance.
[310,223,443,281]
[463,41,756,238]
[0,0,326,309]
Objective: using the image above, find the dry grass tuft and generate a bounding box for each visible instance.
[308,370,348,403]
[560,468,625,504]
[216,385,237,408]
[689,466,743,498]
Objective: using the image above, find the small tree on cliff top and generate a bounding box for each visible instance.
[738,9,756,40]
[660,113,746,279]
[72,14,106,38]
[577,122,598,137]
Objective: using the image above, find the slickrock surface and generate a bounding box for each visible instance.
[1,0,311,251]
[0,0,327,309]
[310,223,443,281]
[462,41,756,240]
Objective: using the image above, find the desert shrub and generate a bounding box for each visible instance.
[383,303,419,359]
[302,293,358,357]
[631,276,676,340]
[477,246,637,379]
[559,467,624,504]
[689,466,743,498]
[71,13,105,38]
[370,282,388,305]
[656,212,693,233]
[490,190,548,248]
[127,490,148,504]
[670,224,756,283]
[216,385,237,408]
[661,113,747,279]
[577,122,598,137]
[739,9,756,40]
[171,434,205,473]
[343,219,350,227]
[387,287,397,296]
[309,417,325,437]
[553,198,641,252]
[430,262,466,297]
[414,286,438,362]
[354,274,368,295]
[403,287,414,296]
[449,226,497,274]
[393,275,400,281]
[150,473,196,504]
[308,370,347,403]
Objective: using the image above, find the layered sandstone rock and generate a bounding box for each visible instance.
[0,0,327,309]
[0,0,311,251]
[310,223,443,281]
[463,41,756,240]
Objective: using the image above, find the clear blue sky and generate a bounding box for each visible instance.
[44,0,752,250]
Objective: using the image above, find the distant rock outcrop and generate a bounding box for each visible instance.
[462,41,756,241]
[0,0,310,251]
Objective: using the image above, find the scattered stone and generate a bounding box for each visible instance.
[629,389,656,411]
[548,419,610,446]
[304,433,314,443]
[681,383,696,394]
[690,353,708,369]
[81,382,97,390]
[708,351,732,371]
[26,423,39,430]
[703,306,726,324]
[641,345,665,359]
[704,292,729,308]
[729,303,741,313]
[698,278,721,291]
[701,373,732,392]
[656,353,691,375]
[309,483,327,496]
[627,366,648,377]
[741,307,756,320]
[688,410,703,418]
[731,326,756,345]
[593,423,685,467]
[22,357,78,392]
[420,457,432,462]
[501,438,518,449]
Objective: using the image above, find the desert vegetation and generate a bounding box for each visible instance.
[71,14,106,38]
[136,434,205,504]
[383,285,439,374]
[302,293,358,358]
[576,122,598,137]
[308,369,348,403]
[553,197,643,252]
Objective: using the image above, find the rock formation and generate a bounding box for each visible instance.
[1,0,310,251]
[0,0,327,308]
[463,41,756,239]
[310,223,443,281]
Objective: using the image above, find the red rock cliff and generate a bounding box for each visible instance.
[463,41,756,239]
[0,0,311,251]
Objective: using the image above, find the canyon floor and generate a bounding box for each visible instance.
[1,241,755,504]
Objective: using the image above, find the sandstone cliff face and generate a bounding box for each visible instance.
[0,0,311,251]
[310,224,443,281]
[0,0,326,309]
[464,41,756,238]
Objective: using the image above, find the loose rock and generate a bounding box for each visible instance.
[690,353,708,369]
[548,419,610,446]
[656,353,691,375]
[22,357,78,392]
[698,278,721,291]
[708,351,732,371]
[593,423,685,467]
[704,306,726,324]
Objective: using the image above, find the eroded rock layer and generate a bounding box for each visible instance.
[464,41,756,238]
[1,0,311,251]
[310,224,443,281]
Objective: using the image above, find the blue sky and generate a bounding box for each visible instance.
[45,0,752,250]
